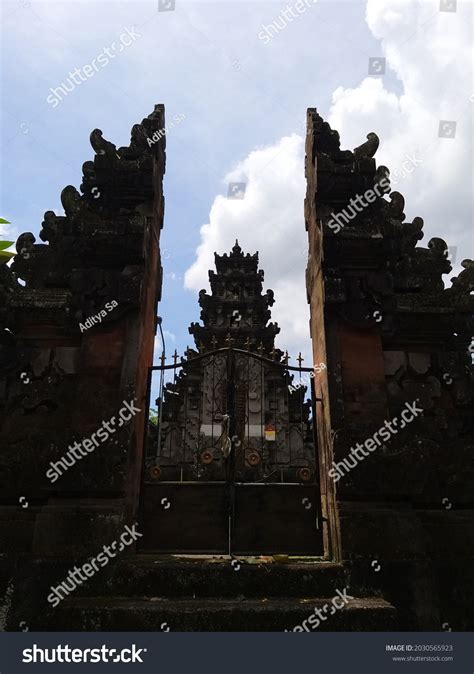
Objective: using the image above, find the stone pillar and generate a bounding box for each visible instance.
[0,106,166,555]
[305,108,474,628]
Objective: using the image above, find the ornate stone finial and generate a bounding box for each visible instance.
[211,335,218,350]
[225,332,234,348]
[270,347,277,361]
[244,337,252,351]
[15,232,35,257]
[450,259,474,294]
[60,186,82,216]
[257,341,264,356]
[231,240,242,256]
[199,341,205,353]
[129,123,148,149]
[90,128,119,158]
[284,350,290,365]
[266,289,275,307]
[428,237,449,257]
[387,191,405,219]
[297,352,304,368]
[353,132,379,158]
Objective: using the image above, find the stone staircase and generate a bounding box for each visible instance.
[39,555,398,631]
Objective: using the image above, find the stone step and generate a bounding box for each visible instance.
[44,595,397,632]
[79,556,347,599]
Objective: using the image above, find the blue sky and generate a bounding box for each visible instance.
[1,0,472,373]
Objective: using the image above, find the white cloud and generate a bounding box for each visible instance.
[329,0,473,271]
[184,133,310,359]
[185,0,472,359]
[165,272,181,282]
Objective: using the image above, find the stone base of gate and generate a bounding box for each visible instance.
[44,594,396,631]
[3,555,398,632]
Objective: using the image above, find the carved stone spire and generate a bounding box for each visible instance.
[188,244,280,352]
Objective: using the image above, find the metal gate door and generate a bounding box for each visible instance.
[139,346,324,555]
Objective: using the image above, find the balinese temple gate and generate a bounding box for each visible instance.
[140,242,324,555]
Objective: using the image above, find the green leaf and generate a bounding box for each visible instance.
[0,250,14,262]
[0,218,11,224]
[149,407,158,426]
[0,241,14,251]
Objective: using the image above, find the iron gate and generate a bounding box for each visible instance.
[139,346,324,555]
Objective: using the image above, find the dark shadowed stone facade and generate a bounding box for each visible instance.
[0,104,472,631]
[0,106,166,628]
[304,108,474,629]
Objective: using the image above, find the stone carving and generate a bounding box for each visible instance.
[149,244,315,483]
[305,107,473,502]
[0,105,166,503]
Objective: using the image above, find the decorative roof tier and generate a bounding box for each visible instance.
[188,241,281,353]
[214,240,259,274]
